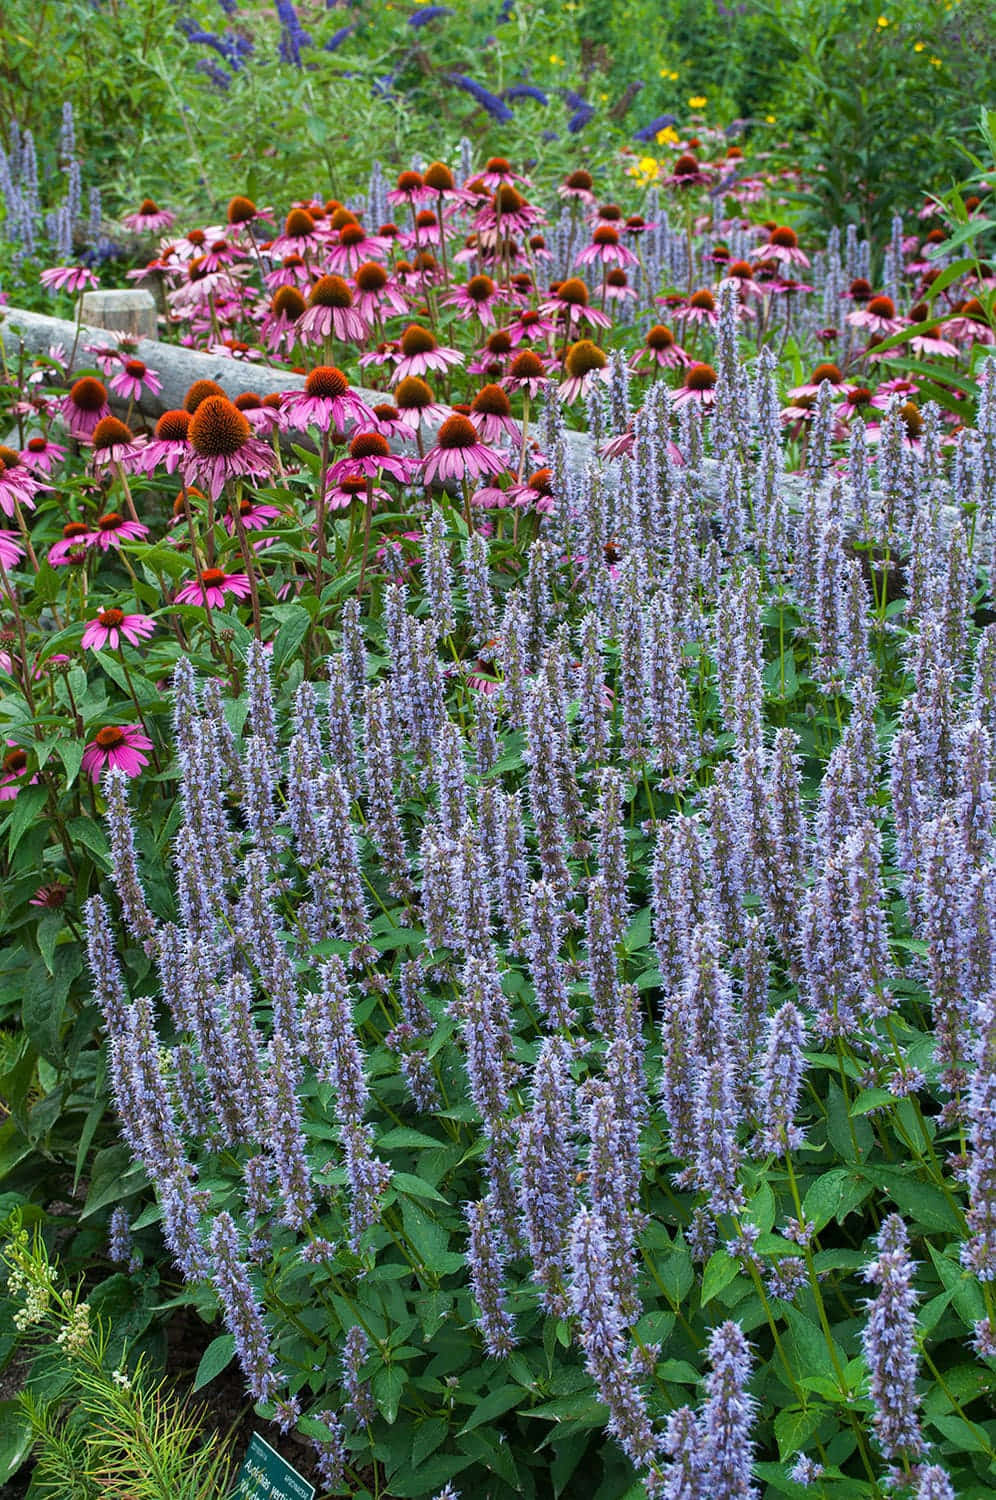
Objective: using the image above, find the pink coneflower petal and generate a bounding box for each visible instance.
[81,724,154,781]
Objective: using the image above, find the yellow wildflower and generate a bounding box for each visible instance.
[877,14,889,25]
[688,95,708,109]
[549,53,563,66]
[656,126,679,145]
[914,40,925,50]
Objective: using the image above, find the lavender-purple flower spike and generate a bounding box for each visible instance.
[526,879,577,1030]
[660,1406,706,1499]
[962,991,996,1281]
[342,1324,375,1426]
[466,1198,517,1357]
[915,1466,955,1500]
[861,1214,925,1460]
[753,1001,807,1156]
[208,1210,280,1405]
[702,1320,759,1499]
[517,1036,576,1316]
[103,769,157,945]
[568,1208,662,1473]
[264,1032,314,1230]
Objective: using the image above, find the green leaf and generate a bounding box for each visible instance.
[271,604,312,670]
[0,1401,33,1484]
[81,1145,148,1219]
[193,1333,235,1392]
[393,1171,449,1204]
[373,1363,406,1424]
[458,1384,522,1433]
[4,786,48,857]
[411,1416,449,1469]
[863,1166,963,1236]
[701,1249,740,1306]
[55,737,86,788]
[775,1405,826,1460]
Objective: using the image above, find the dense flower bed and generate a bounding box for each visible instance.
[1,123,996,1499]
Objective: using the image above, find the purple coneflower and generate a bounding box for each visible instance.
[48,520,97,567]
[81,608,155,651]
[671,362,718,409]
[394,376,449,431]
[20,435,67,474]
[296,274,370,345]
[175,567,253,609]
[90,416,146,471]
[559,339,609,405]
[0,743,38,802]
[558,168,597,206]
[393,323,464,381]
[540,277,611,330]
[223,497,283,533]
[81,724,153,780]
[631,323,691,371]
[351,261,408,321]
[475,155,530,190]
[387,169,431,207]
[325,473,392,513]
[182,395,277,500]
[266,206,325,258]
[677,288,721,328]
[846,294,906,336]
[86,510,150,551]
[443,274,501,326]
[122,197,175,233]
[422,413,507,485]
[39,265,99,294]
[109,358,163,403]
[260,285,307,354]
[60,377,111,441]
[468,384,521,445]
[502,349,551,398]
[505,307,555,345]
[660,151,713,189]
[281,366,377,434]
[327,431,415,484]
[0,530,24,568]
[137,409,191,476]
[575,225,638,269]
[0,449,41,517]
[752,223,810,267]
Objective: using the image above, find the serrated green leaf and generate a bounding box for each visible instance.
[193,1333,235,1391]
[701,1249,740,1306]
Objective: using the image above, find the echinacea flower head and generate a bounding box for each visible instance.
[29,881,70,909]
[226,195,259,226]
[122,198,175,233]
[48,519,97,566]
[183,379,227,413]
[502,349,550,396]
[0,743,38,802]
[61,376,111,439]
[327,431,414,483]
[755,224,811,267]
[672,361,718,408]
[387,169,430,206]
[661,151,713,188]
[469,383,521,444]
[183,395,277,500]
[109,358,163,402]
[539,277,611,329]
[575,225,638,268]
[89,510,150,551]
[504,466,557,512]
[175,567,253,609]
[393,376,449,430]
[281,366,377,434]
[82,723,153,781]
[0,529,25,568]
[635,323,692,369]
[559,339,609,404]
[444,274,501,325]
[846,294,906,335]
[422,414,508,486]
[91,416,145,470]
[0,449,40,517]
[137,409,191,475]
[21,435,67,474]
[325,472,390,512]
[39,264,99,295]
[558,168,597,204]
[679,287,720,326]
[81,608,156,651]
[296,274,370,345]
[393,324,464,380]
